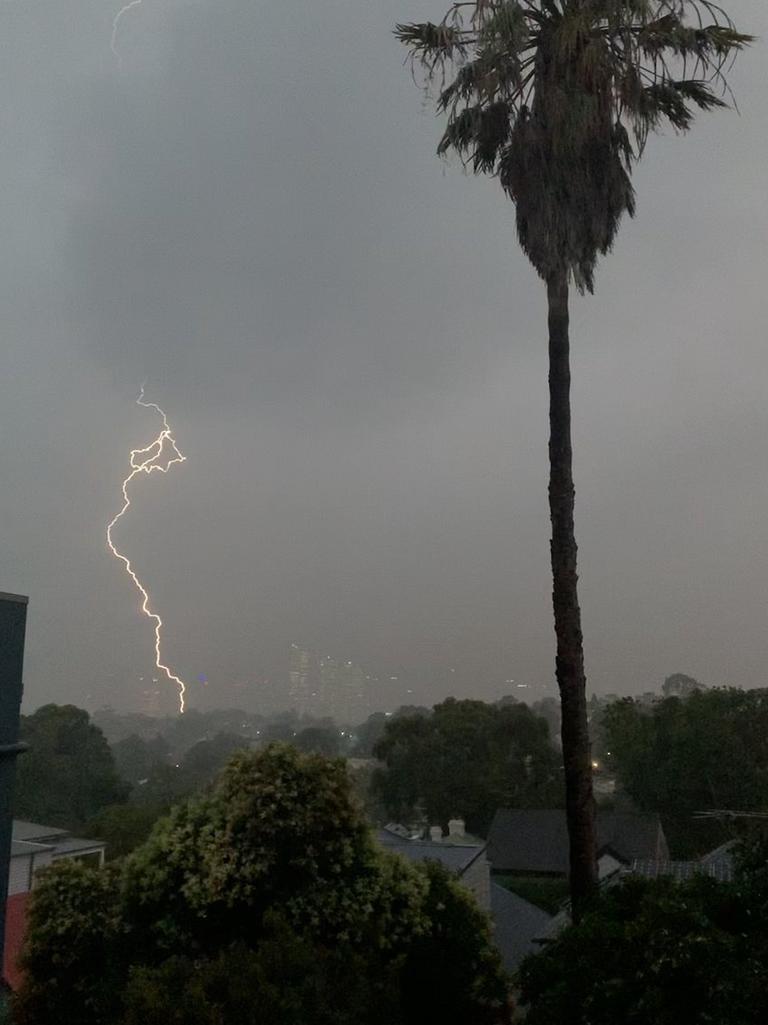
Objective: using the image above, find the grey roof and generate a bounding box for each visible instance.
[700,840,735,873]
[376,829,485,875]
[12,820,68,844]
[10,839,53,858]
[487,809,666,875]
[489,882,553,973]
[11,820,104,857]
[630,858,733,883]
[629,839,736,884]
[381,822,413,839]
[50,837,105,857]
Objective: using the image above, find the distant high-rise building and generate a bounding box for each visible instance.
[287,645,378,722]
[288,644,312,713]
[138,677,163,717]
[315,655,335,717]
[338,659,367,723]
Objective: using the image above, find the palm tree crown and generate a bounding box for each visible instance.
[396,0,751,292]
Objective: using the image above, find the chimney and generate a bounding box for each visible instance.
[429,825,442,842]
[448,818,465,839]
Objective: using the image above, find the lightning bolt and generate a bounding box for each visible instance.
[111,0,144,67]
[106,387,187,713]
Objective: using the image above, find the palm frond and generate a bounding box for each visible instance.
[395,0,752,292]
[639,77,727,131]
[439,100,513,172]
[394,21,468,63]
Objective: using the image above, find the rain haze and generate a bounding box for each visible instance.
[1,0,765,716]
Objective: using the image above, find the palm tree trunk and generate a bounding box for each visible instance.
[547,269,597,919]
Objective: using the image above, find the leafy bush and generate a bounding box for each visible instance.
[518,874,768,1025]
[13,744,510,1025]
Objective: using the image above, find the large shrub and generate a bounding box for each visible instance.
[518,874,768,1025]
[14,744,509,1025]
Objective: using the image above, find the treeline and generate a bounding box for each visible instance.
[598,686,768,856]
[17,684,762,862]
[13,695,565,856]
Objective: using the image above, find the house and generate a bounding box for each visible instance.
[487,808,669,878]
[4,821,106,989]
[377,820,553,972]
[378,819,491,910]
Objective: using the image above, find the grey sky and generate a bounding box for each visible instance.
[1,0,765,715]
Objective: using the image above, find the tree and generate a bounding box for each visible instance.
[293,726,341,757]
[12,859,124,1025]
[14,705,128,830]
[112,734,170,785]
[373,698,562,834]
[400,860,514,1022]
[86,802,165,861]
[518,873,768,1024]
[118,870,513,1025]
[15,745,510,1025]
[600,688,768,856]
[531,698,561,745]
[661,672,704,698]
[179,731,248,787]
[395,0,751,914]
[128,761,195,809]
[352,712,391,758]
[118,928,401,1025]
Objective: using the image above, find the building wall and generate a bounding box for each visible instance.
[3,893,29,990]
[7,855,31,897]
[8,850,54,896]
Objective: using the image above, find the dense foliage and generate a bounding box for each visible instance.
[118,927,400,1025]
[14,705,128,830]
[111,733,170,785]
[86,802,165,861]
[518,845,768,1025]
[14,744,510,1025]
[293,725,342,756]
[372,697,562,834]
[600,688,768,855]
[96,730,254,857]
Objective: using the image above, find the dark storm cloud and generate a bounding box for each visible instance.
[0,0,765,712]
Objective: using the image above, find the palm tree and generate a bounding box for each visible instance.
[395,0,751,916]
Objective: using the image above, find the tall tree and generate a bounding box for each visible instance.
[600,688,768,856]
[395,0,750,913]
[14,705,128,830]
[373,698,562,834]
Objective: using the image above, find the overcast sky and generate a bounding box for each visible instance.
[1,0,765,715]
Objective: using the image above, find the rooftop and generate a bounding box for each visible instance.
[10,839,53,858]
[12,820,68,844]
[10,820,106,858]
[490,882,553,972]
[487,808,667,875]
[376,828,486,875]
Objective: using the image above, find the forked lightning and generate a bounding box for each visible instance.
[106,387,188,713]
